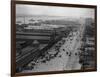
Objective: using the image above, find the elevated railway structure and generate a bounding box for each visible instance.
[16,31,62,72]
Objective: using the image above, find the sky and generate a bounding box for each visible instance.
[16,4,95,18]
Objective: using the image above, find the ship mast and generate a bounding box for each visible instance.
[24,16,25,25]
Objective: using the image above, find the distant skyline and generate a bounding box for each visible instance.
[16,4,95,18]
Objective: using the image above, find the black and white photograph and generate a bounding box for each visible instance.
[14,2,97,75]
